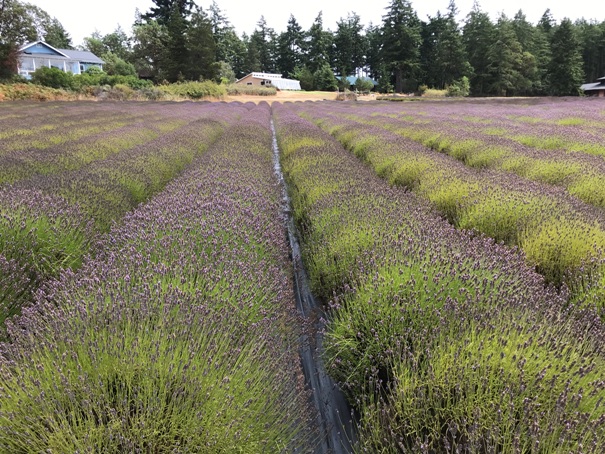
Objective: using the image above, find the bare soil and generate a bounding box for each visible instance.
[225,90,379,104]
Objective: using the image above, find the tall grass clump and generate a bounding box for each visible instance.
[0,103,317,451]
[271,103,605,452]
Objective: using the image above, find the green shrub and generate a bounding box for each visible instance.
[354,77,375,93]
[159,80,226,99]
[225,84,277,96]
[30,67,74,89]
[446,76,470,97]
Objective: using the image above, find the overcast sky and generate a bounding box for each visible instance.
[27,0,604,47]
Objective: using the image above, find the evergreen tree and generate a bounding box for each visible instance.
[487,14,530,96]
[463,2,496,96]
[82,32,105,57]
[142,0,194,25]
[420,2,470,89]
[243,33,261,73]
[381,0,421,93]
[132,19,166,79]
[537,9,556,35]
[101,26,131,60]
[161,3,189,81]
[102,52,137,76]
[548,18,584,95]
[576,19,605,83]
[208,1,246,78]
[364,23,384,80]
[293,65,314,90]
[186,6,217,80]
[43,18,72,49]
[313,61,338,90]
[249,16,277,73]
[306,12,333,73]
[276,15,305,77]
[333,12,367,77]
[511,10,549,94]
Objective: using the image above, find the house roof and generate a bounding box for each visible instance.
[236,72,301,90]
[581,82,603,91]
[59,49,104,64]
[19,41,104,64]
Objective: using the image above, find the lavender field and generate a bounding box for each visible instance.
[1,98,605,453]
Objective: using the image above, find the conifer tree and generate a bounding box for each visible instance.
[548,18,584,95]
[381,0,421,92]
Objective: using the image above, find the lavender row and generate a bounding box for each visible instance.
[341,99,605,210]
[294,102,605,302]
[0,102,213,183]
[0,103,317,451]
[273,103,605,451]
[0,103,240,335]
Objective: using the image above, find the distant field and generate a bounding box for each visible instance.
[2,98,605,452]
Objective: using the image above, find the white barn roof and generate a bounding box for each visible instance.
[237,72,301,90]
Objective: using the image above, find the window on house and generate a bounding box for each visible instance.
[247,82,252,85]
[80,64,84,72]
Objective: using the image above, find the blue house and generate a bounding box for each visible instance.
[17,41,104,79]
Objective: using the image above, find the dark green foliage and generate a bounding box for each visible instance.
[186,7,218,81]
[463,3,497,96]
[333,13,367,77]
[354,77,374,92]
[209,1,247,78]
[31,66,73,89]
[0,42,18,80]
[306,12,332,73]
[161,3,189,82]
[43,17,72,49]
[276,15,305,78]
[248,16,277,73]
[101,52,137,76]
[293,65,314,90]
[141,0,194,24]
[487,15,532,96]
[313,62,338,91]
[548,18,585,95]
[446,75,470,96]
[382,0,422,93]
[420,1,470,90]
[576,18,605,83]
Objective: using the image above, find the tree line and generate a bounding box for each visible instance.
[2,0,605,95]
